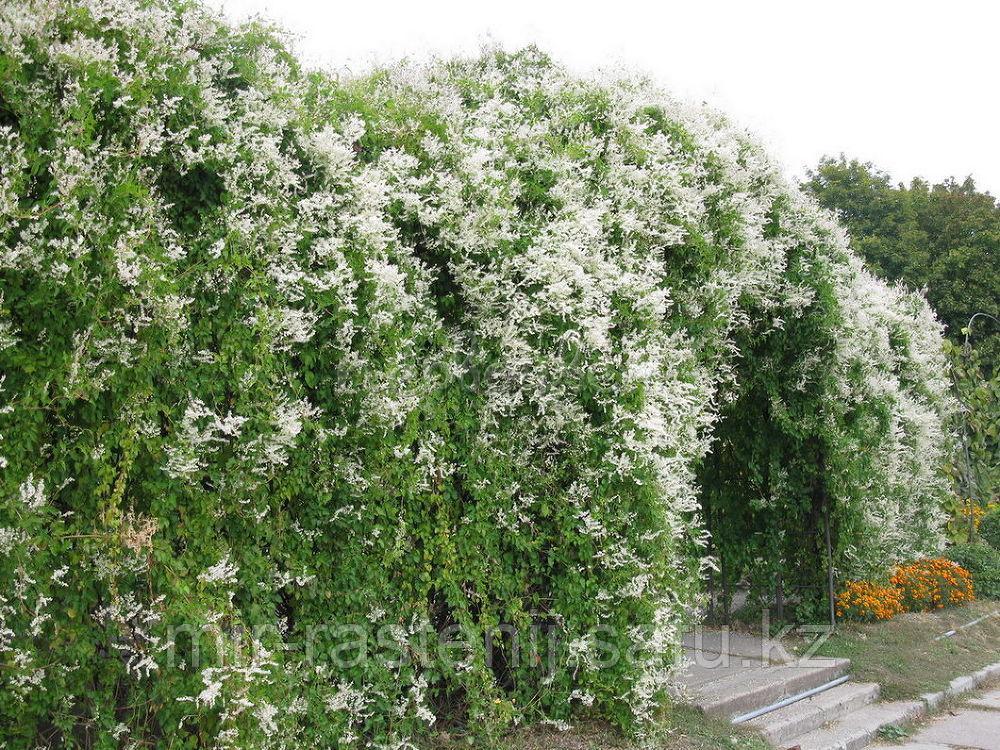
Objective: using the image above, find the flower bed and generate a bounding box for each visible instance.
[892,558,976,611]
[836,580,906,621]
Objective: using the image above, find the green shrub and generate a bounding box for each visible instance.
[947,543,1000,599]
[0,0,954,745]
[979,508,1000,550]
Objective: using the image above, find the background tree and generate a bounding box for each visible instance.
[803,157,1000,364]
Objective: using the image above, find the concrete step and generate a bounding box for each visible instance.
[676,657,759,689]
[682,629,794,664]
[785,699,926,750]
[692,658,851,719]
[749,682,881,745]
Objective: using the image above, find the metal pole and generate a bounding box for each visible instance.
[818,448,836,632]
[825,500,836,632]
[732,675,851,724]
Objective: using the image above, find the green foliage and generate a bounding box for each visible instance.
[700,228,954,617]
[980,508,1000,550]
[804,158,999,574]
[0,1,954,747]
[878,724,910,741]
[946,543,1000,599]
[942,494,985,544]
[945,339,1000,521]
[803,157,1000,364]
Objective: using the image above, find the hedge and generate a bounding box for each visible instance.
[0,0,953,746]
[979,508,1000,550]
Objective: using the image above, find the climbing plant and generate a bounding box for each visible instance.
[0,0,954,747]
[945,338,1000,537]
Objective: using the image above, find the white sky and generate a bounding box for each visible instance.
[207,0,1000,196]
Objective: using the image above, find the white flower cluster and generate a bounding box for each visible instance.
[164,400,248,480]
[828,253,954,569]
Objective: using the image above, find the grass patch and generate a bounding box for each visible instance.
[427,719,628,750]
[654,705,771,750]
[875,723,910,742]
[797,599,1000,700]
[427,705,769,750]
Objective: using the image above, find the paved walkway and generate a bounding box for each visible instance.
[876,687,1000,750]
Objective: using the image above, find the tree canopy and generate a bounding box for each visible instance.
[803,157,1000,363]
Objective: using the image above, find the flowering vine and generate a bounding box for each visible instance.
[0,1,953,747]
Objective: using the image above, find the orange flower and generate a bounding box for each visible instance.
[836,580,904,622]
[892,558,975,612]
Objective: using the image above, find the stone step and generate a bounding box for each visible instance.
[785,699,926,750]
[693,658,851,719]
[677,657,759,689]
[749,681,881,745]
[682,629,794,664]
